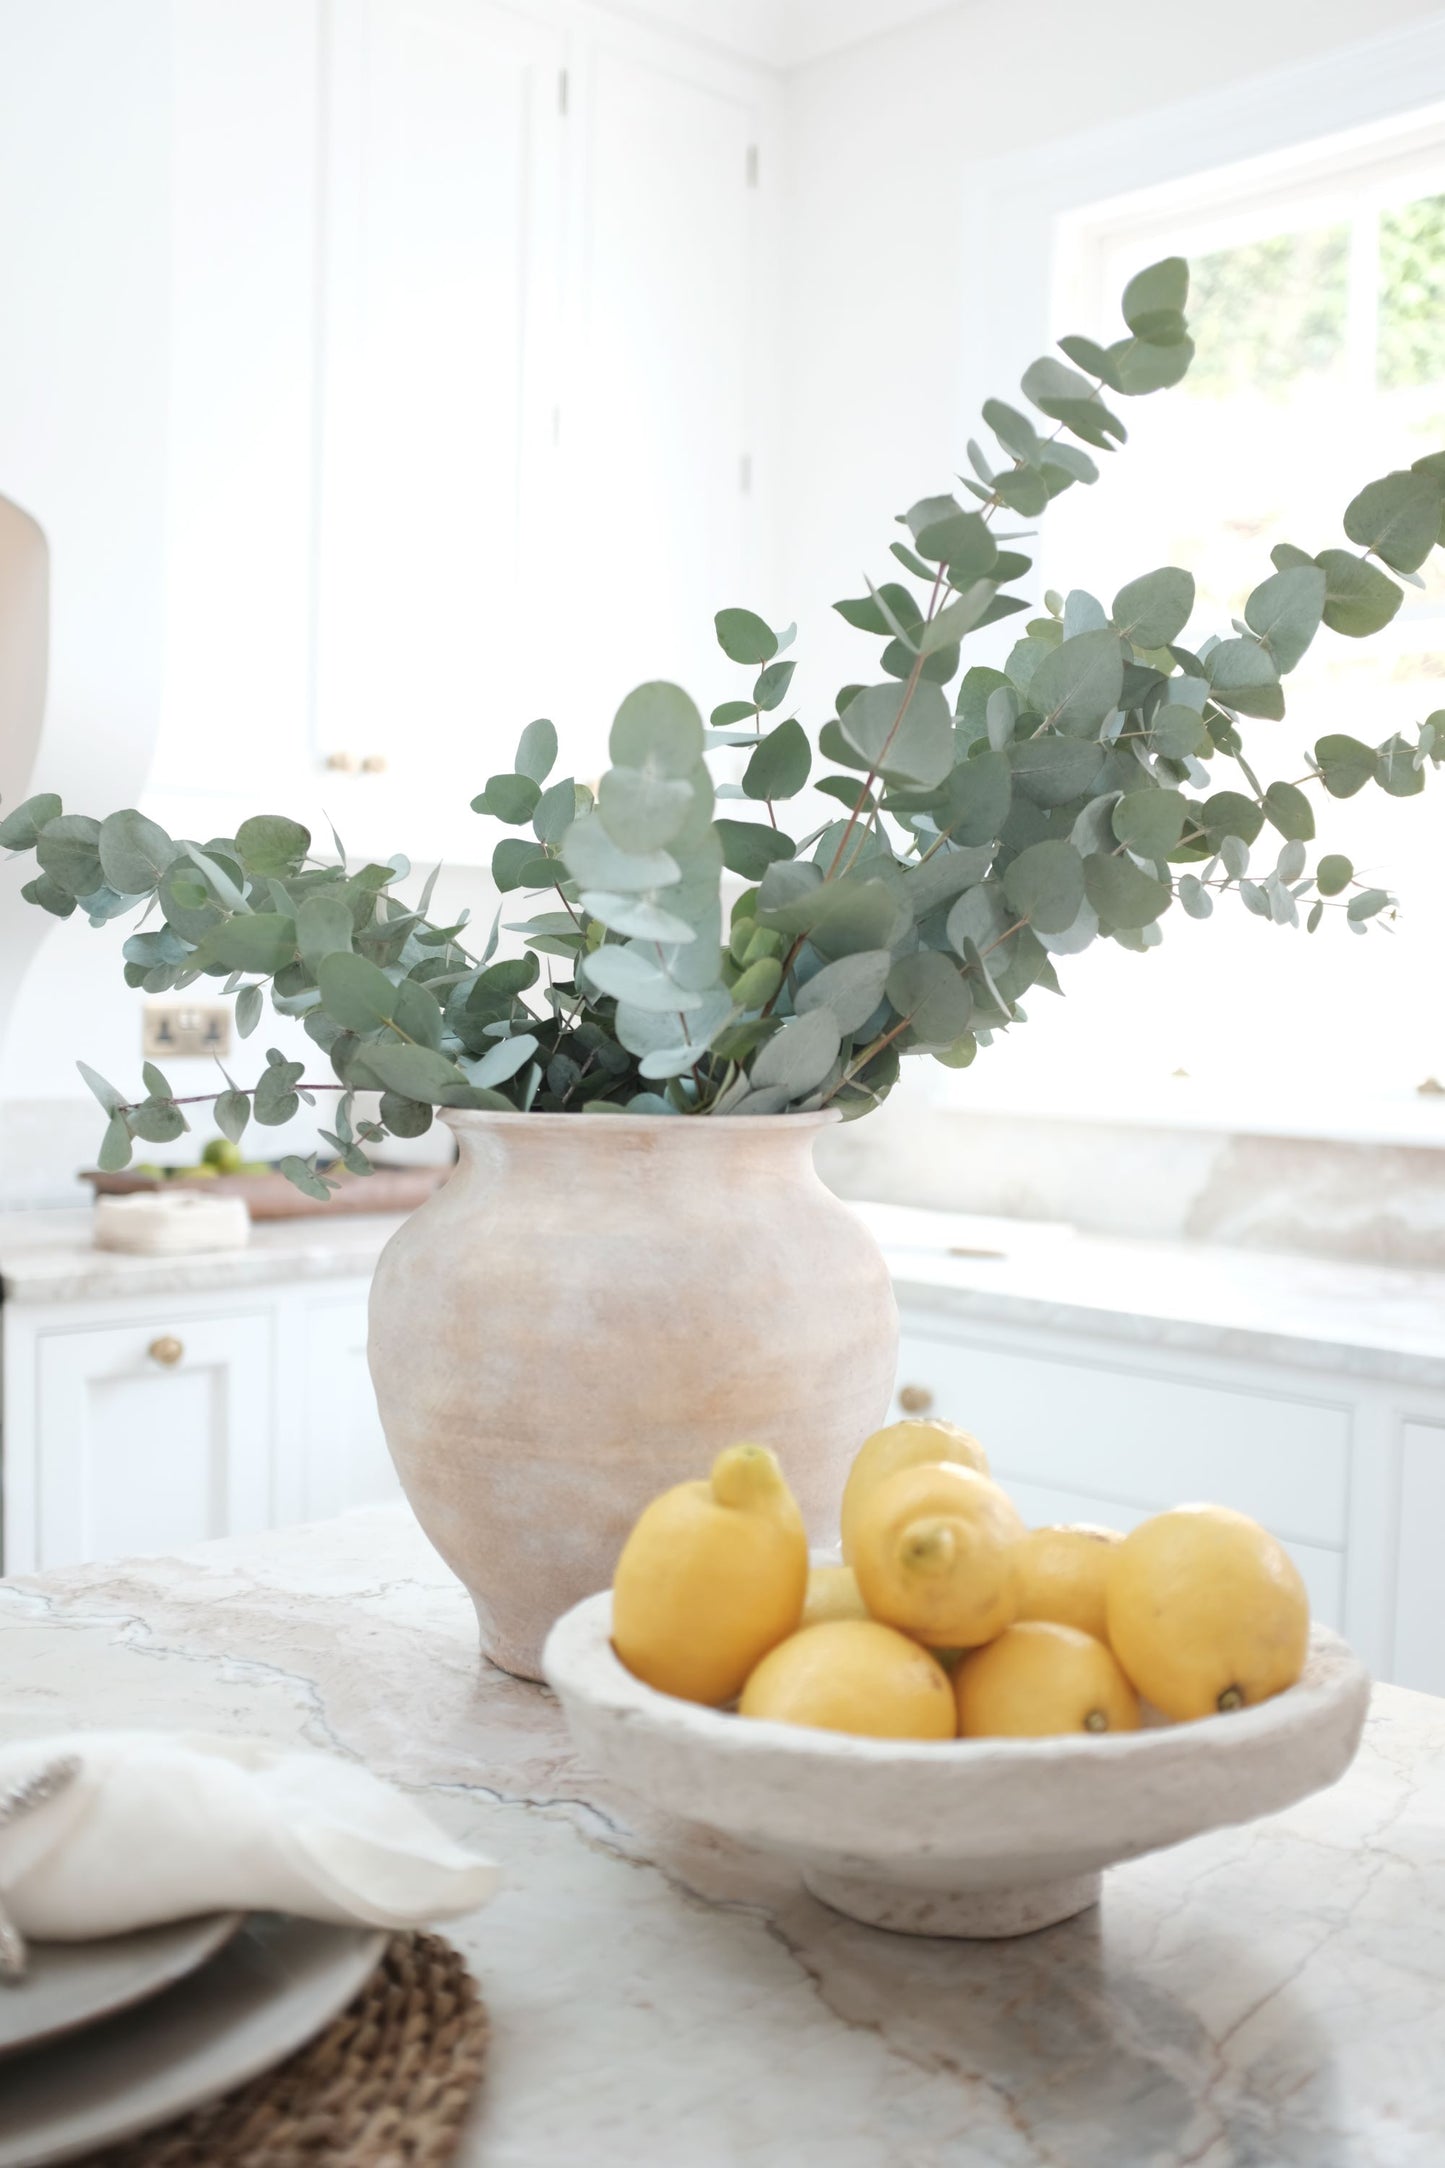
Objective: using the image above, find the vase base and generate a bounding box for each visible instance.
[802,1868,1102,1939]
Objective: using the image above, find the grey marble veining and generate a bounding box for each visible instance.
[1,1504,1442,2166]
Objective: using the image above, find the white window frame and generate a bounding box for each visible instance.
[932,20,1445,1147]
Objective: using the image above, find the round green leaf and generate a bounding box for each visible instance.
[1028,628,1124,736]
[35,813,103,898]
[714,609,777,666]
[1316,551,1403,639]
[94,810,176,895]
[514,718,558,785]
[598,764,693,851]
[317,951,398,1033]
[1314,735,1374,798]
[235,815,311,875]
[0,791,62,852]
[714,820,795,881]
[885,952,974,1046]
[796,949,893,1034]
[750,1008,841,1095]
[1112,568,1194,649]
[472,774,543,825]
[608,682,704,782]
[1083,851,1171,930]
[1317,853,1353,897]
[1343,471,1443,576]
[1001,839,1086,932]
[1262,782,1315,842]
[1112,790,1187,861]
[742,718,811,802]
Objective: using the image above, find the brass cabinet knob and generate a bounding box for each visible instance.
[360,754,388,774]
[325,750,359,773]
[148,1335,184,1368]
[898,1383,934,1414]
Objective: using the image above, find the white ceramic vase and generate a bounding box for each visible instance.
[368,1110,898,1679]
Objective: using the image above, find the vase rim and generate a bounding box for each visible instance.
[440,1107,841,1135]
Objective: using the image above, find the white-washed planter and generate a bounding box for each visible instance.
[369,1110,898,1681]
[544,1593,1370,1938]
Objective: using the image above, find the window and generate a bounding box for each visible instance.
[961,114,1445,1138]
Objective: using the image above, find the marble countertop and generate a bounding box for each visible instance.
[4,1196,1445,1390]
[2,1503,1441,2166]
[0,1205,403,1302]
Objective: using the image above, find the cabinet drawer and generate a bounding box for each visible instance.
[32,1312,273,1569]
[894,1326,1351,1551]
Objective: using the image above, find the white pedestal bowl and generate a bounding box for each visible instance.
[543,1594,1370,1938]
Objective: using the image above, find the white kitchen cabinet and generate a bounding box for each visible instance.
[1393,1419,1445,1695]
[143,1,778,859]
[1,1272,393,1573]
[315,0,566,823]
[289,1292,400,1520]
[31,1311,273,1569]
[890,1303,1431,1685]
[561,40,762,769]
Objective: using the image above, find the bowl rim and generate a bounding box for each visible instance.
[542,1589,1370,1770]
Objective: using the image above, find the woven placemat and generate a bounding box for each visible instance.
[86,1930,488,2168]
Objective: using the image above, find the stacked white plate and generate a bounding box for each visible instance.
[0,1913,385,2165]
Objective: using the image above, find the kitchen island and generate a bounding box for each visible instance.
[1,1505,1441,2166]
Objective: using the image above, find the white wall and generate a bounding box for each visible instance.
[777,0,1445,698]
[0,0,172,1124]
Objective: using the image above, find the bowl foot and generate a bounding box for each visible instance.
[802,1868,1103,1939]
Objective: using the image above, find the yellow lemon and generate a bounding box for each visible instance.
[1014,1523,1123,1642]
[801,1563,870,1628]
[850,1461,1024,1648]
[1106,1504,1310,1721]
[956,1620,1140,1738]
[740,1619,955,1740]
[840,1418,990,1562]
[611,1443,807,1706]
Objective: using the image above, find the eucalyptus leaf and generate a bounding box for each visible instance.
[715,609,777,666]
[1342,471,1443,575]
[714,820,795,880]
[1244,565,1325,674]
[0,792,62,852]
[838,680,953,787]
[36,814,104,898]
[1029,629,1124,736]
[235,815,310,876]
[1083,851,1171,930]
[583,945,702,1011]
[885,952,973,1046]
[743,718,811,801]
[1316,550,1403,638]
[98,810,177,895]
[796,949,892,1034]
[1112,568,1194,649]
[562,815,680,895]
[750,1008,842,1095]
[1001,839,1086,933]
[515,718,558,785]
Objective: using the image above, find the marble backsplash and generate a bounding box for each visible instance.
[814,1097,1445,1269]
[8,1086,1445,1269]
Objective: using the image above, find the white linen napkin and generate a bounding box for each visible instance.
[0,1732,499,1940]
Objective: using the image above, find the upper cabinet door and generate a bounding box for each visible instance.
[563,50,760,772]
[316,0,564,814]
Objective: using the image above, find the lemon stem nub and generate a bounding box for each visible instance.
[1084,1708,1108,1734]
[898,1519,958,1576]
[710,1442,782,1510]
[1217,1684,1246,1713]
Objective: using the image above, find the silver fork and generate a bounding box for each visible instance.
[0,1755,82,1984]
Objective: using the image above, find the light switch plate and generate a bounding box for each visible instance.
[142,1003,231,1060]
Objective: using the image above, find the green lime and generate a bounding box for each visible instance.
[201,1137,244,1174]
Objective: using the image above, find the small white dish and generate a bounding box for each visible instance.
[544,1595,1370,1938]
[0,1914,385,2166]
[0,1911,241,2061]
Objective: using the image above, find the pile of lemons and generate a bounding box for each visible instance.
[610,1418,1311,1741]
